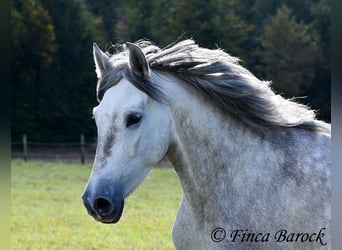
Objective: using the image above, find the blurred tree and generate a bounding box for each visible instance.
[209,0,254,58]
[39,0,106,141]
[128,0,254,57]
[306,0,330,121]
[163,0,216,46]
[11,0,331,143]
[11,0,57,140]
[11,0,106,142]
[256,5,320,98]
[85,0,122,43]
[115,0,161,43]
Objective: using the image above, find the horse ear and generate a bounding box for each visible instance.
[126,42,150,79]
[93,43,110,78]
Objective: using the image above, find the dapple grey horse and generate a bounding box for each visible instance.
[82,40,331,249]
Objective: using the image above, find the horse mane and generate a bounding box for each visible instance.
[97,39,330,133]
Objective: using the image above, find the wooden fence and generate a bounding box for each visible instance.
[11,134,96,164]
[11,134,173,167]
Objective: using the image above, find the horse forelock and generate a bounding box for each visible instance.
[96,59,165,103]
[96,39,330,133]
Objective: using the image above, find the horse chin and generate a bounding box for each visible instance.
[95,199,125,224]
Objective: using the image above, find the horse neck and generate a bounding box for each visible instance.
[163,75,267,209]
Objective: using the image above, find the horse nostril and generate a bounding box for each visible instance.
[93,197,114,216]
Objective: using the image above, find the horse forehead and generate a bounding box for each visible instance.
[99,79,147,112]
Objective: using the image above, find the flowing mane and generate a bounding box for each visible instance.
[96,39,330,133]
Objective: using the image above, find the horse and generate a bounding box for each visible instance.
[81,39,331,249]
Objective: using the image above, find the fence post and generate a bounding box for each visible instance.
[23,134,28,161]
[80,134,85,164]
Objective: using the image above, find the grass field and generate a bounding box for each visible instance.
[11,160,182,249]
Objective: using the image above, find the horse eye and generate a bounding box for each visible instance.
[126,114,142,127]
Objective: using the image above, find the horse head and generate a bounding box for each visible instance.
[81,43,172,223]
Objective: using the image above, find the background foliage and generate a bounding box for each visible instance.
[11,0,330,142]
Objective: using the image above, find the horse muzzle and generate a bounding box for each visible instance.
[82,188,125,224]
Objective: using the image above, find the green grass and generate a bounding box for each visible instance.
[11,160,182,249]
